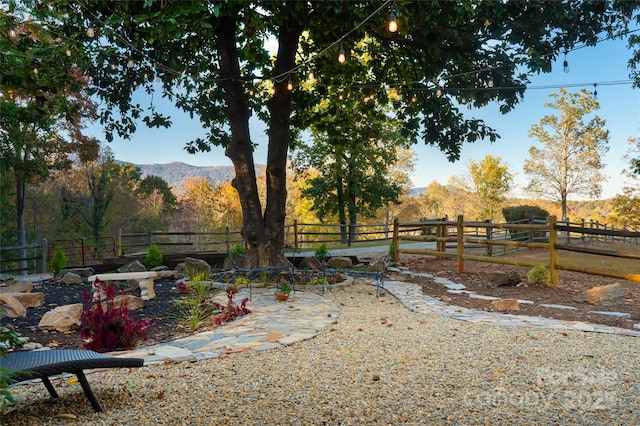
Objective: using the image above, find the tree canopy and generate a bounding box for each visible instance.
[11,0,639,263]
[524,88,610,220]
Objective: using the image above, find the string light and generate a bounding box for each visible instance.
[308,68,315,81]
[563,52,569,73]
[338,46,346,64]
[388,11,398,32]
[593,83,598,100]
[127,56,135,69]
[487,79,494,88]
[86,23,95,38]
[9,27,17,38]
[287,74,294,91]
[66,48,72,57]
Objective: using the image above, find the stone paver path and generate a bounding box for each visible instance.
[113,273,639,364]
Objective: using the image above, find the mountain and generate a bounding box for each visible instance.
[121,161,264,192]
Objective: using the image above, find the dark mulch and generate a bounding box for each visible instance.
[400,251,640,331]
[3,279,191,351]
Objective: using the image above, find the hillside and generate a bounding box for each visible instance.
[121,161,264,192]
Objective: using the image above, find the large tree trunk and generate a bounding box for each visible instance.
[216,13,302,266]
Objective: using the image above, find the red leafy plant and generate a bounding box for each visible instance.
[211,285,251,326]
[80,279,153,352]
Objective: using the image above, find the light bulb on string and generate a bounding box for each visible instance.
[66,48,72,57]
[563,52,569,73]
[127,57,135,69]
[461,96,466,104]
[487,79,494,88]
[338,46,346,64]
[411,94,417,103]
[436,88,442,97]
[287,74,294,91]
[86,23,95,38]
[110,63,116,70]
[308,68,315,81]
[388,11,398,32]
[593,83,598,100]
[9,27,17,38]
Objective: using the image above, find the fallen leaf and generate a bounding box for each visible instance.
[55,413,77,419]
[66,377,78,385]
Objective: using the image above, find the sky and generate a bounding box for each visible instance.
[90,34,639,200]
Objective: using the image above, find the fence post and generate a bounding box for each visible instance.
[581,218,585,241]
[225,227,230,253]
[484,219,492,256]
[549,216,559,286]
[147,228,152,248]
[293,219,299,249]
[393,218,399,262]
[118,229,122,256]
[457,215,464,273]
[41,238,48,274]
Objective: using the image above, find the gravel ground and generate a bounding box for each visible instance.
[5,282,640,425]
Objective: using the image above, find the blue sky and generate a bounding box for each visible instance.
[92,35,639,200]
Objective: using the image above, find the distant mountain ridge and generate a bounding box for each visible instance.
[120,161,264,191]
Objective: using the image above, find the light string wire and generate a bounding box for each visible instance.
[4,2,639,95]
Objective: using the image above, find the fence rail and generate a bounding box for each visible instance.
[392,215,640,285]
[1,217,637,276]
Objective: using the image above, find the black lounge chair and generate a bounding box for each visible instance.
[0,349,144,412]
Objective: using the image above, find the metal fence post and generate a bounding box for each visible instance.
[41,238,48,273]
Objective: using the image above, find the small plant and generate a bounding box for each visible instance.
[80,279,152,352]
[145,244,163,269]
[388,243,395,258]
[234,276,251,287]
[1,324,29,412]
[276,278,291,294]
[50,248,67,277]
[211,285,251,326]
[315,243,329,263]
[173,279,216,332]
[307,276,328,287]
[528,265,552,287]
[230,243,246,255]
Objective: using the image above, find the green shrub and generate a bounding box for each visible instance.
[50,248,67,277]
[388,243,395,258]
[502,205,550,222]
[528,265,552,287]
[230,243,246,255]
[145,244,163,269]
[1,324,28,412]
[315,243,329,263]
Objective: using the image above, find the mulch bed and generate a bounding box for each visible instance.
[401,253,640,331]
[3,279,190,351]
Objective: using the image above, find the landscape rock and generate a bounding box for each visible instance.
[184,257,212,278]
[60,272,83,285]
[38,303,83,332]
[0,294,27,318]
[93,295,143,312]
[4,292,45,309]
[223,254,248,270]
[490,298,520,311]
[488,270,521,287]
[0,280,32,293]
[327,257,353,269]
[299,256,323,271]
[0,274,16,286]
[118,260,147,273]
[151,265,169,271]
[61,267,95,279]
[574,283,625,306]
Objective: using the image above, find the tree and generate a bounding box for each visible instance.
[294,88,413,243]
[1,11,99,270]
[23,1,638,265]
[466,155,513,222]
[610,137,640,230]
[524,89,610,221]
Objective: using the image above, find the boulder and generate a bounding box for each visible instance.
[0,280,33,294]
[93,295,143,312]
[184,257,212,278]
[574,283,625,306]
[60,272,83,285]
[61,267,95,279]
[299,257,323,271]
[327,257,352,269]
[118,260,147,273]
[38,303,83,332]
[0,294,27,318]
[490,298,520,311]
[0,274,16,286]
[488,270,521,287]
[223,254,248,270]
[5,292,45,309]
